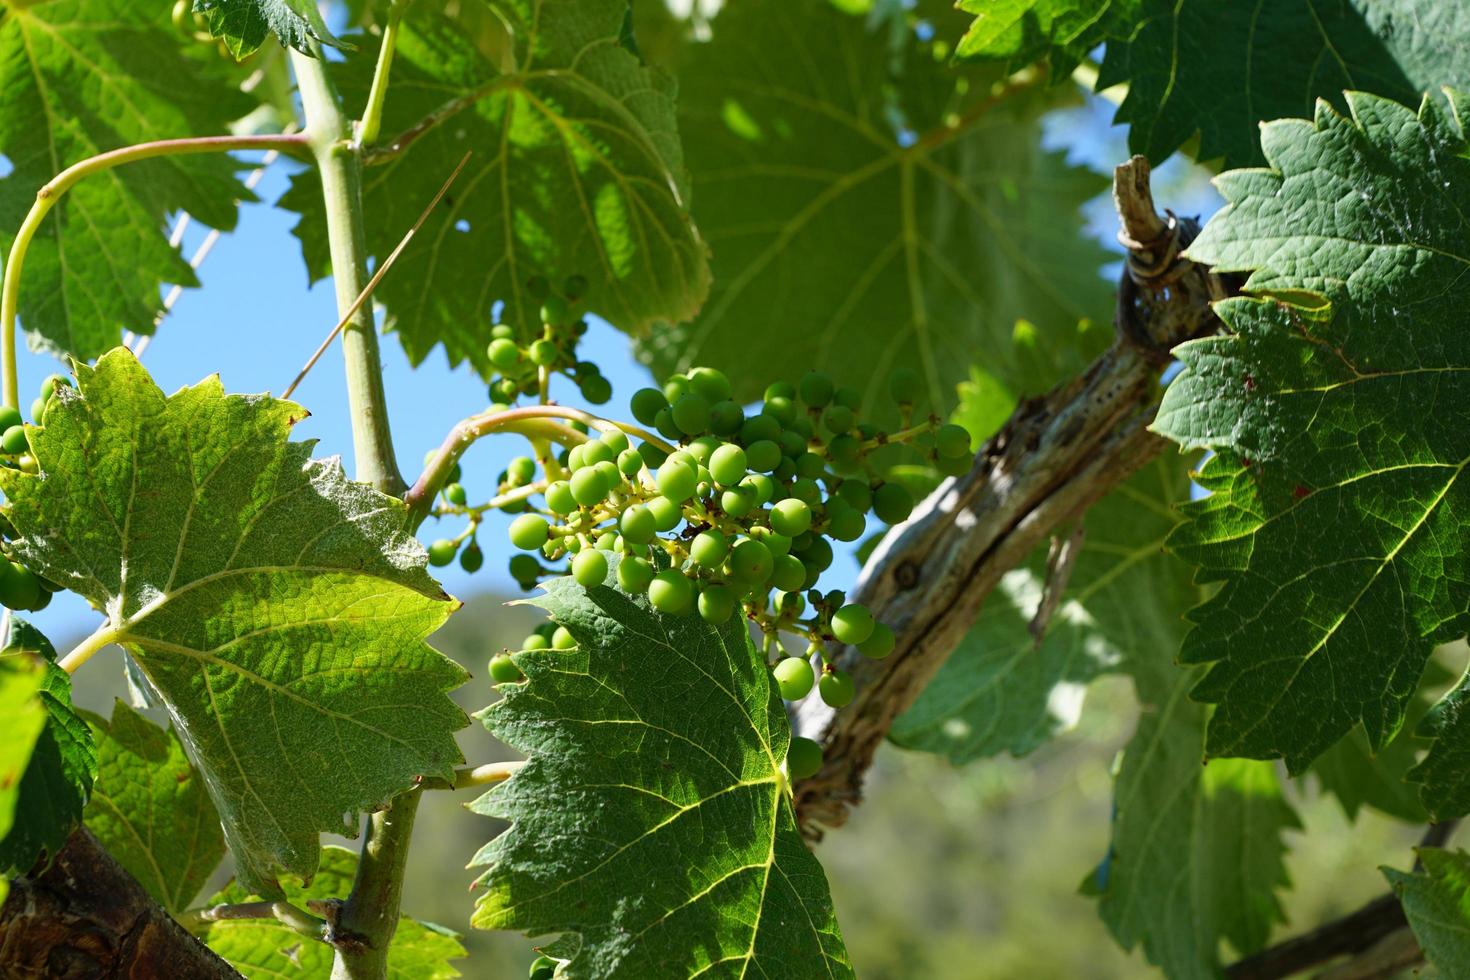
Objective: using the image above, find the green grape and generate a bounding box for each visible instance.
[729,538,773,584]
[797,536,833,573]
[0,406,20,432]
[769,498,812,537]
[777,590,806,617]
[490,323,514,340]
[827,506,867,542]
[787,736,823,779]
[671,393,711,435]
[697,584,736,623]
[787,415,814,439]
[618,555,655,593]
[620,504,656,544]
[522,633,551,651]
[778,430,806,459]
[570,466,609,506]
[638,441,669,468]
[709,443,748,487]
[427,538,458,567]
[827,434,861,470]
[443,482,467,506]
[600,428,630,456]
[742,473,776,504]
[488,652,523,684]
[508,514,550,550]
[654,406,682,441]
[487,337,521,370]
[552,626,576,649]
[823,404,855,435]
[770,553,806,592]
[873,483,914,525]
[889,367,920,404]
[1,425,26,455]
[818,669,855,708]
[789,478,821,505]
[508,553,541,584]
[749,526,792,558]
[745,439,781,473]
[580,439,614,467]
[572,549,608,586]
[663,375,691,403]
[833,387,861,411]
[545,481,576,515]
[459,542,484,572]
[593,459,622,491]
[798,371,834,407]
[657,457,698,502]
[690,529,729,568]
[762,396,797,427]
[831,603,875,645]
[580,375,612,404]
[566,444,587,472]
[29,398,46,425]
[39,374,69,401]
[501,456,534,486]
[685,435,719,465]
[648,569,694,615]
[540,293,569,325]
[721,487,753,517]
[630,387,668,425]
[764,381,796,402]
[616,448,643,477]
[563,273,589,298]
[936,454,971,477]
[837,479,872,511]
[491,378,520,404]
[858,622,895,659]
[0,562,40,611]
[773,656,814,701]
[529,338,558,365]
[594,530,619,551]
[645,495,682,532]
[935,423,972,459]
[687,366,733,402]
[795,452,825,480]
[740,414,781,444]
[709,400,744,435]
[529,955,558,980]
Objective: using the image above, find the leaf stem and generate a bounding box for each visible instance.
[357,0,410,147]
[178,900,328,942]
[57,621,124,674]
[417,760,525,790]
[291,47,405,495]
[0,133,310,410]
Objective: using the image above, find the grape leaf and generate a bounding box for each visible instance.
[469,563,853,979]
[0,620,96,876]
[0,652,49,845]
[1383,848,1470,976]
[954,0,1140,74]
[193,0,346,59]
[281,0,708,373]
[1097,0,1470,167]
[82,701,225,912]
[891,456,1185,762]
[636,0,1112,416]
[1408,671,1470,819]
[205,844,466,979]
[0,348,467,895]
[0,0,257,361]
[1152,91,1470,778]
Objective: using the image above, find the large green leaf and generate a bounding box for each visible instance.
[193,0,346,59]
[0,650,49,845]
[469,563,852,979]
[890,456,1189,762]
[0,0,257,361]
[206,844,466,979]
[281,0,708,372]
[1383,848,1470,976]
[637,0,1111,416]
[0,348,467,894]
[1097,0,1470,167]
[0,620,96,876]
[1152,92,1470,780]
[1407,671,1470,819]
[954,0,1140,74]
[82,701,225,912]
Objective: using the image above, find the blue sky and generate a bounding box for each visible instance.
[14,88,1222,652]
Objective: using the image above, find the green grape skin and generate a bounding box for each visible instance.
[685,435,720,465]
[778,430,806,459]
[427,539,458,567]
[490,323,514,340]
[798,370,834,407]
[858,622,895,659]
[0,425,26,455]
[488,653,523,684]
[653,407,682,441]
[742,474,776,504]
[508,514,550,550]
[827,506,867,542]
[769,498,812,537]
[580,439,615,467]
[823,404,855,435]
[616,448,643,477]
[690,529,729,569]
[709,443,748,487]
[770,553,806,593]
[657,457,698,502]
[529,338,558,365]
[630,388,668,426]
[552,626,576,650]
[833,387,861,411]
[638,441,669,468]
[831,604,875,645]
[39,373,69,400]
[510,455,538,484]
[594,530,618,551]
[794,452,825,480]
[459,543,484,572]
[773,656,815,700]
[872,483,915,525]
[749,526,792,558]
[508,553,541,585]
[787,736,823,779]
[487,338,521,371]
[540,294,569,325]
[0,562,40,611]
[593,460,622,491]
[818,669,855,708]
[572,549,608,586]
[599,428,630,455]
[0,406,20,432]
[618,555,655,593]
[787,415,814,440]
[29,397,46,425]
[745,439,781,473]
[687,366,733,402]
[645,495,683,532]
[764,381,796,401]
[936,454,971,477]
[797,536,833,573]
[570,467,609,507]
[836,479,872,511]
[443,482,468,506]
[662,375,691,403]
[935,423,972,459]
[671,393,711,435]
[580,375,612,405]
[827,434,861,470]
[545,481,576,515]
[777,590,806,617]
[740,414,781,444]
[720,487,754,518]
[697,584,736,624]
[648,569,694,615]
[729,538,773,584]
[522,632,550,650]
[620,504,657,544]
[709,400,745,435]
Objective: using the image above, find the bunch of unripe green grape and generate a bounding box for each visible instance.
[0,373,73,613]
[482,274,612,408]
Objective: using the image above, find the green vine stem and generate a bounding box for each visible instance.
[0,132,310,410]
[291,47,405,496]
[357,0,409,147]
[329,789,422,980]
